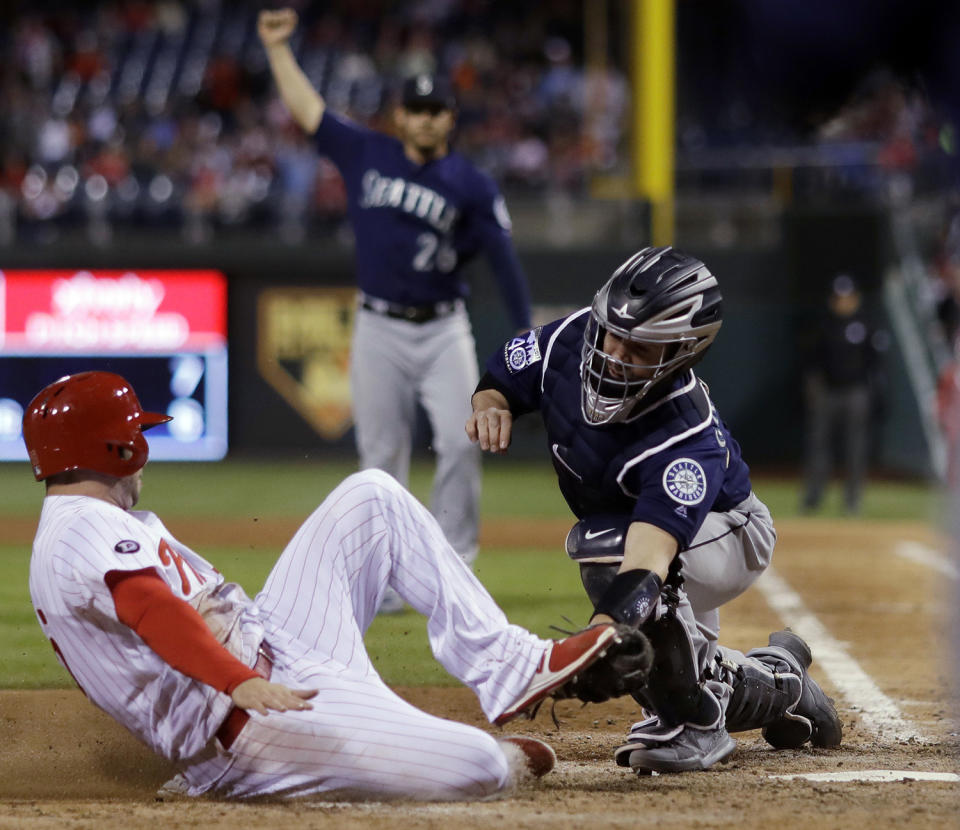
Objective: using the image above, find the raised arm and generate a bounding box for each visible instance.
[258,8,325,134]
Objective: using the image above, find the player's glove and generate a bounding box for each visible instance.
[554,624,654,704]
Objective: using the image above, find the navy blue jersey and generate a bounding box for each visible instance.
[315,112,531,330]
[485,309,753,549]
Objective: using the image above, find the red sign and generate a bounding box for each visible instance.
[0,269,227,352]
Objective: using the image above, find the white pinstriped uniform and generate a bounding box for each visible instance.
[29,496,245,762]
[30,469,551,799]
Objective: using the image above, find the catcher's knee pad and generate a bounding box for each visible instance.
[720,645,804,735]
[566,515,630,565]
[634,611,721,729]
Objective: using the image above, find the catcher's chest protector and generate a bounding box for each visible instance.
[538,320,716,518]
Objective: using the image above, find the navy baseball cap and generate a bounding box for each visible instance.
[401,74,456,110]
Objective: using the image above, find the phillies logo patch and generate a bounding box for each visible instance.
[114,540,141,554]
[662,458,707,505]
[504,328,542,373]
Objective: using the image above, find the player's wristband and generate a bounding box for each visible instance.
[594,569,663,627]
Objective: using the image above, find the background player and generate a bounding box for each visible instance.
[258,8,532,594]
[466,246,842,773]
[24,370,632,800]
[800,273,887,514]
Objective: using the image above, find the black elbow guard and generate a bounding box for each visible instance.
[594,569,663,627]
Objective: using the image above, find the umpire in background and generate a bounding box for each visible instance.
[801,274,887,515]
[258,9,532,599]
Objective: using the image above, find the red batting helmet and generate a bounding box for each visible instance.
[22,371,172,481]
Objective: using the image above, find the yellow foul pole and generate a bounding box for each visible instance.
[631,0,675,247]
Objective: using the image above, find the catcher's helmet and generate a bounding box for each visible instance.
[22,371,171,481]
[580,246,722,425]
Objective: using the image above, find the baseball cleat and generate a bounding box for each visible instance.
[614,720,683,767]
[494,624,619,726]
[618,724,737,774]
[156,772,191,798]
[626,713,661,738]
[498,735,557,779]
[762,630,842,749]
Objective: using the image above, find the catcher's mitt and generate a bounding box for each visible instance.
[554,624,654,704]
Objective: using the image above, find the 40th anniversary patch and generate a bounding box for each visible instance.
[662,458,707,505]
[505,329,542,373]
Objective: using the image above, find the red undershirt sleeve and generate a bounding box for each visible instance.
[105,568,259,695]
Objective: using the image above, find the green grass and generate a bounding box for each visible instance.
[751,475,945,523]
[0,459,574,519]
[0,458,942,689]
[0,545,53,687]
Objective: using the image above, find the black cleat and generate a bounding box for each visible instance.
[762,630,842,749]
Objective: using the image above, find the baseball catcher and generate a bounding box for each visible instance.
[468,246,842,773]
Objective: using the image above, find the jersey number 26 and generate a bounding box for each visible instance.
[413,232,457,273]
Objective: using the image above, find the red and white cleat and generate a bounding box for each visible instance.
[494,624,619,726]
[498,735,557,779]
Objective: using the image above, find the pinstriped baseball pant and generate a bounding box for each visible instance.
[182,469,549,800]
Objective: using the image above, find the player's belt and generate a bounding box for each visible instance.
[359,293,464,324]
[216,645,274,751]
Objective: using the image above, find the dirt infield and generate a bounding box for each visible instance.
[2,518,958,828]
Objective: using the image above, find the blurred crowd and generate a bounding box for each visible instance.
[0,0,630,244]
[1,1,955,246]
[810,68,954,205]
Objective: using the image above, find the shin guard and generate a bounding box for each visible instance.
[717,645,806,737]
[634,611,721,729]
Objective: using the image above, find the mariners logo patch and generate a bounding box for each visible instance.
[114,540,141,554]
[505,329,542,373]
[662,458,707,505]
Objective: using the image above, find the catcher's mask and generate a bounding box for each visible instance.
[580,246,722,425]
[22,371,172,481]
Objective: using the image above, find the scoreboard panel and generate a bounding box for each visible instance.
[0,269,228,462]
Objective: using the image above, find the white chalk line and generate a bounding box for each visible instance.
[894,540,959,580]
[755,568,923,743]
[771,770,959,783]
